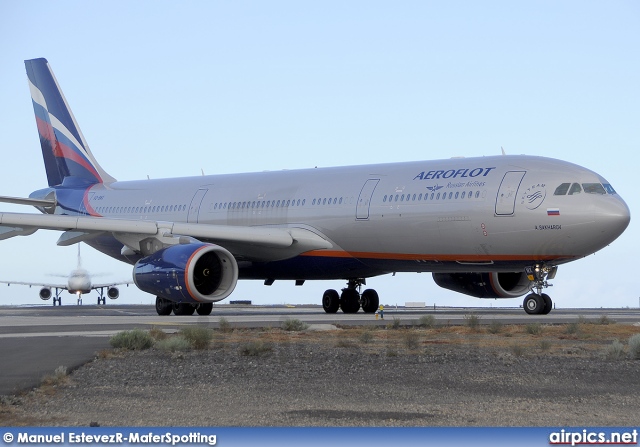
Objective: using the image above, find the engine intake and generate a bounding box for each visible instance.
[133,243,238,303]
[432,272,532,299]
[39,287,52,300]
[107,287,119,300]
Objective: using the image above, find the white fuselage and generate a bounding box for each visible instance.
[67,268,91,294]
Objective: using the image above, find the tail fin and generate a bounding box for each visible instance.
[24,58,115,187]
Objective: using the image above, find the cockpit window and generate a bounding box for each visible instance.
[582,183,606,195]
[603,184,617,194]
[554,183,571,195]
[568,183,582,195]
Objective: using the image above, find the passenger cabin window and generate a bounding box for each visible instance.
[554,183,571,195]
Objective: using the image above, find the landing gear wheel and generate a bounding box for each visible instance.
[196,303,213,316]
[155,297,172,316]
[541,293,552,315]
[173,303,195,316]
[361,289,379,313]
[340,288,360,313]
[322,289,340,313]
[523,293,544,315]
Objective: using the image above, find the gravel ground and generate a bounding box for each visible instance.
[3,326,640,427]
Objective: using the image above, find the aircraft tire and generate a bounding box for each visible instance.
[541,293,553,315]
[322,289,340,313]
[155,297,172,316]
[196,303,213,316]
[340,288,360,314]
[361,289,379,313]
[523,293,544,315]
[173,303,196,316]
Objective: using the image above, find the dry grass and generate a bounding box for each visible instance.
[199,322,640,358]
[2,321,640,426]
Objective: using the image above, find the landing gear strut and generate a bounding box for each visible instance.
[97,289,106,305]
[322,279,379,314]
[52,288,62,306]
[523,264,557,315]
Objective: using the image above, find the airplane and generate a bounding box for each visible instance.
[0,58,630,316]
[0,244,132,306]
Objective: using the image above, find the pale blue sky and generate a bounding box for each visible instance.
[0,1,637,308]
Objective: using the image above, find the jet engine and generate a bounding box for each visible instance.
[133,243,238,303]
[39,287,52,300]
[432,272,532,299]
[107,287,119,300]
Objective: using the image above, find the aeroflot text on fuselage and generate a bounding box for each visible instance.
[413,167,497,181]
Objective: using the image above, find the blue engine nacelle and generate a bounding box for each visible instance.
[133,243,239,303]
[432,272,532,299]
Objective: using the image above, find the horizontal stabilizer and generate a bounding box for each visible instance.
[0,195,56,208]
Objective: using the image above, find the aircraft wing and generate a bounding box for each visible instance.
[0,280,67,289]
[0,212,333,261]
[91,281,134,289]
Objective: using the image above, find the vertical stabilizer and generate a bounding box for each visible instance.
[25,58,115,186]
[77,244,83,269]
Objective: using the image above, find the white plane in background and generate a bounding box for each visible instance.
[0,244,132,305]
[0,58,631,316]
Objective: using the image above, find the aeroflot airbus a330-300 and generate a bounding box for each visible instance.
[0,58,630,316]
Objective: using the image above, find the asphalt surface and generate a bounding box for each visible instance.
[1,304,639,396]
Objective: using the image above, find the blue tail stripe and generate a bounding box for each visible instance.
[25,58,85,150]
[31,100,51,124]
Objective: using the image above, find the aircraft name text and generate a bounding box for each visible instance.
[535,225,562,230]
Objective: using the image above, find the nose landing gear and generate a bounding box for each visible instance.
[523,264,557,315]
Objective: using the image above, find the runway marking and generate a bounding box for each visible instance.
[0,330,120,338]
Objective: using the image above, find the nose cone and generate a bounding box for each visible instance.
[594,196,631,246]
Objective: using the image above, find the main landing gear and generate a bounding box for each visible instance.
[523,264,557,315]
[322,279,379,314]
[97,288,107,305]
[155,297,214,316]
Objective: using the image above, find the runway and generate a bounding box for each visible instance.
[1,304,639,395]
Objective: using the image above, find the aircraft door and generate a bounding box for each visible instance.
[188,188,208,223]
[356,179,380,220]
[495,171,526,216]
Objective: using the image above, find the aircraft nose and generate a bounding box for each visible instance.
[594,196,631,243]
